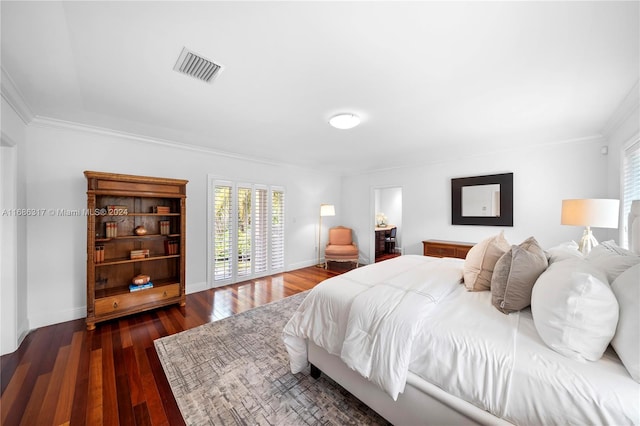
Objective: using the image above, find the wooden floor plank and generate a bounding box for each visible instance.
[53,331,84,425]
[19,372,51,426]
[69,332,91,425]
[36,345,70,425]
[86,349,103,426]
[0,266,339,424]
[147,346,184,425]
[100,325,119,426]
[0,362,31,425]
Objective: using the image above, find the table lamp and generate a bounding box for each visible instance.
[561,199,619,254]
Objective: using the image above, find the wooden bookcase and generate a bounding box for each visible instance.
[85,171,188,330]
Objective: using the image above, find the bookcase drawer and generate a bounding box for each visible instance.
[95,284,180,315]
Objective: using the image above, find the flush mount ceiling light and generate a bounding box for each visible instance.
[329,113,361,130]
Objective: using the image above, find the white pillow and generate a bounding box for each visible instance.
[586,241,640,283]
[463,231,510,291]
[531,258,619,362]
[610,264,640,382]
[545,241,583,264]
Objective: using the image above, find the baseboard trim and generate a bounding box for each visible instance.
[186,281,208,294]
[29,306,86,330]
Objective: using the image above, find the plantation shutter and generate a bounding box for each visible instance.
[213,183,233,281]
[622,140,640,248]
[237,186,252,277]
[254,187,268,274]
[271,189,285,270]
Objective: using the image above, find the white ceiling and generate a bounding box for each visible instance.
[2,1,638,174]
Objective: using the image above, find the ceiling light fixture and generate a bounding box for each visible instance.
[329,113,360,130]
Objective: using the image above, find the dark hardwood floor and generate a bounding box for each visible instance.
[375,252,401,263]
[0,265,347,426]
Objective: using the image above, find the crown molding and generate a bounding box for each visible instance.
[343,134,605,177]
[1,67,34,125]
[29,115,324,173]
[602,80,640,137]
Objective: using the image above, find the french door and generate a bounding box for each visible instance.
[210,179,284,286]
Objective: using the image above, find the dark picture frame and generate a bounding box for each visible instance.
[451,172,513,226]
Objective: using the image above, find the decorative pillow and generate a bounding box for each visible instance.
[463,231,510,291]
[491,237,548,314]
[545,241,583,264]
[585,241,640,283]
[610,264,640,382]
[531,259,619,362]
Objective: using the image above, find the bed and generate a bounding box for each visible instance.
[282,237,640,425]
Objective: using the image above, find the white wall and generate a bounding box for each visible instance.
[342,138,611,264]
[1,97,29,355]
[23,121,341,329]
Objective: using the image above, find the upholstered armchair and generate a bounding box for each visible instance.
[324,226,359,269]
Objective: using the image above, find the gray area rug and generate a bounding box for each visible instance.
[154,291,390,425]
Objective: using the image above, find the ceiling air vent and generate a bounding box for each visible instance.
[173,47,223,83]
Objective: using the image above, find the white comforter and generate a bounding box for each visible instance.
[282,255,639,425]
[282,255,463,400]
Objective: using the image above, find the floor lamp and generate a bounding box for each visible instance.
[561,198,619,254]
[317,204,335,267]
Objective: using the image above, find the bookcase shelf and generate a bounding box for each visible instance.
[85,171,188,330]
[95,254,180,267]
[95,233,180,243]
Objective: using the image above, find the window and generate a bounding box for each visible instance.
[210,179,285,286]
[621,139,640,249]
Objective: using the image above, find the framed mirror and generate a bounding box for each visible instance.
[451,173,513,226]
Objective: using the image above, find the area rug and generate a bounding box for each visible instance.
[154,292,390,425]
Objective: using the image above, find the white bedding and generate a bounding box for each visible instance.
[282,255,640,425]
[283,255,463,399]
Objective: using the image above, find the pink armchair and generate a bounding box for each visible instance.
[324,226,359,269]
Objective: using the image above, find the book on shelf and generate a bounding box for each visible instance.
[164,240,179,255]
[94,245,105,263]
[152,206,171,214]
[159,220,170,235]
[130,249,150,260]
[105,221,118,238]
[105,205,128,215]
[129,282,154,292]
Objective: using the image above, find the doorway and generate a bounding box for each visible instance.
[371,186,403,263]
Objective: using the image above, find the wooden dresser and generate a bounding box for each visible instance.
[422,239,475,260]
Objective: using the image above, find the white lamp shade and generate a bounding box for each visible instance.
[561,199,620,228]
[320,204,335,217]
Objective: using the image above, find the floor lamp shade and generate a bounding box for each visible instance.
[320,204,335,217]
[561,199,619,254]
[317,204,335,266]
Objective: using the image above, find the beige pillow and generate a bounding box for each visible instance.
[491,237,548,314]
[463,231,510,291]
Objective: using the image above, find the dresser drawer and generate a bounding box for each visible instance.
[95,284,180,315]
[422,240,475,260]
[425,245,456,257]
